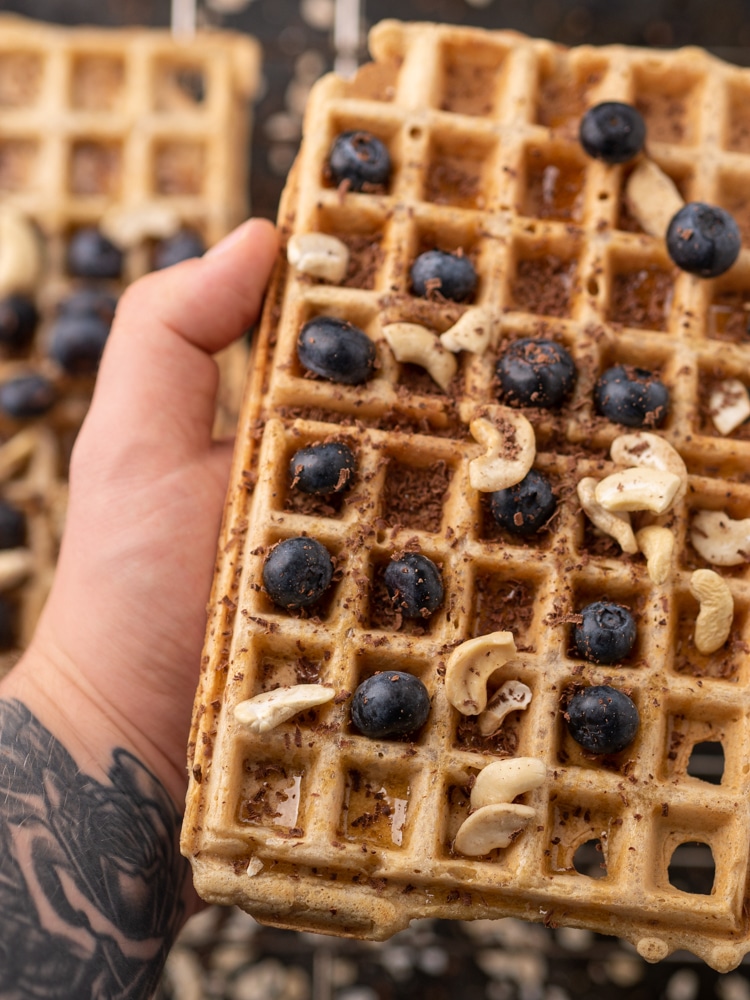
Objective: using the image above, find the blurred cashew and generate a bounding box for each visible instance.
[577,477,638,554]
[445,631,516,716]
[470,757,546,810]
[163,949,204,1000]
[454,803,536,855]
[382,322,458,390]
[625,158,684,238]
[287,232,349,283]
[208,0,255,11]
[102,203,181,249]
[690,510,750,567]
[635,525,674,585]
[610,431,687,503]
[709,378,750,437]
[0,548,33,590]
[595,467,681,515]
[477,680,532,736]
[0,207,41,296]
[234,684,335,733]
[440,307,497,354]
[0,427,40,479]
[469,409,535,492]
[690,569,734,655]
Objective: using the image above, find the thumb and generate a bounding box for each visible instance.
[81,218,278,462]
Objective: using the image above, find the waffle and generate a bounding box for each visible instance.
[182,21,750,972]
[0,15,260,669]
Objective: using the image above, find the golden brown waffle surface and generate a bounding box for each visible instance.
[182,21,750,972]
[0,15,259,669]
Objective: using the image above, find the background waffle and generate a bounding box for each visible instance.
[0,14,260,672]
[182,20,750,972]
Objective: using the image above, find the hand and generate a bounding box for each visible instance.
[0,217,278,806]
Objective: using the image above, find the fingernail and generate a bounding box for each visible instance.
[205,218,256,258]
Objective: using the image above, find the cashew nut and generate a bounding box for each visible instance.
[439,307,497,354]
[165,947,205,1000]
[454,803,536,855]
[690,510,750,567]
[0,548,33,590]
[0,426,39,479]
[470,757,546,810]
[610,431,687,503]
[287,232,350,284]
[445,631,517,716]
[382,322,458,390]
[689,569,734,655]
[101,202,181,249]
[454,755,545,855]
[577,477,638,554]
[595,467,681,515]
[477,680,532,736]
[625,158,684,238]
[708,378,750,437]
[468,408,535,492]
[635,525,674,585]
[234,684,335,733]
[0,207,41,297]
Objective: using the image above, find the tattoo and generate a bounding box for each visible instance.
[0,699,186,998]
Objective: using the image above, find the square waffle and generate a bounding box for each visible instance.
[0,14,260,671]
[182,20,750,971]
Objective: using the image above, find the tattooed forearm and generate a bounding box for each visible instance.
[0,699,186,999]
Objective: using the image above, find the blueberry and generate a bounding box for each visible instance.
[490,469,557,537]
[351,671,431,739]
[0,500,25,550]
[666,202,741,278]
[297,316,376,385]
[574,601,636,664]
[496,337,576,409]
[67,227,123,279]
[579,102,646,164]
[594,364,669,427]
[328,130,391,191]
[48,290,116,375]
[565,685,639,755]
[153,229,205,270]
[289,442,356,495]
[0,374,57,419]
[48,312,111,375]
[0,295,38,351]
[410,250,477,303]
[384,553,443,619]
[262,536,334,610]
